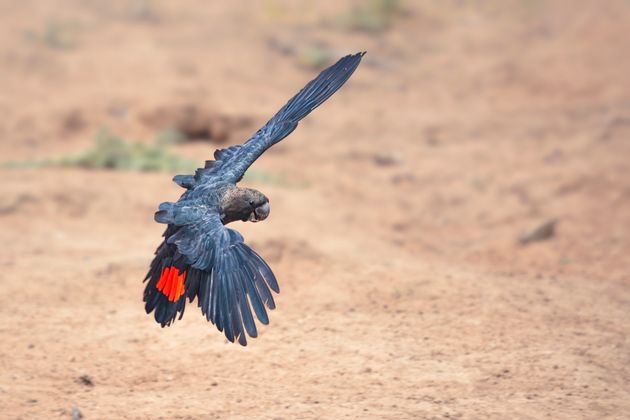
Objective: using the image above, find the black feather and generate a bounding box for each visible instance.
[173,174,195,189]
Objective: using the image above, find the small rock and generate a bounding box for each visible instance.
[78,375,94,387]
[519,219,557,245]
[373,152,402,166]
[71,406,83,420]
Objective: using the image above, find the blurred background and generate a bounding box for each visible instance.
[1,1,629,418]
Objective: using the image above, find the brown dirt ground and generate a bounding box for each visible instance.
[1,1,629,419]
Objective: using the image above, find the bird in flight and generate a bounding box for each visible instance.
[143,52,365,345]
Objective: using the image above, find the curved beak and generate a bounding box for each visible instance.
[254,202,270,221]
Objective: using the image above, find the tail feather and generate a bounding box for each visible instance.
[143,237,187,327]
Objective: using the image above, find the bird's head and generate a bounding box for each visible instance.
[221,187,270,225]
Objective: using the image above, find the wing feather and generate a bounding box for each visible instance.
[182,52,365,187]
[222,52,365,182]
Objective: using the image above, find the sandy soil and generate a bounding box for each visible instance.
[1,1,629,419]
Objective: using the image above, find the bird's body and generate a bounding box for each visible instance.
[143,52,365,345]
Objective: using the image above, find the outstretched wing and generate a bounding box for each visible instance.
[155,201,279,345]
[178,52,365,188]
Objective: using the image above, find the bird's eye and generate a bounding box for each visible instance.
[249,200,255,207]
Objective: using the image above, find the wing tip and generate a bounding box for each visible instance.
[344,51,367,63]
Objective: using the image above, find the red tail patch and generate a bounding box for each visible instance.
[156,266,186,302]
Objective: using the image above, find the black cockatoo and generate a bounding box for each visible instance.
[143,52,365,345]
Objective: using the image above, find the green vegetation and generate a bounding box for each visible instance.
[297,46,335,70]
[3,129,196,172]
[24,20,82,50]
[2,129,305,187]
[343,0,403,33]
[155,128,187,146]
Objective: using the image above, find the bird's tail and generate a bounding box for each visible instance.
[143,233,189,326]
